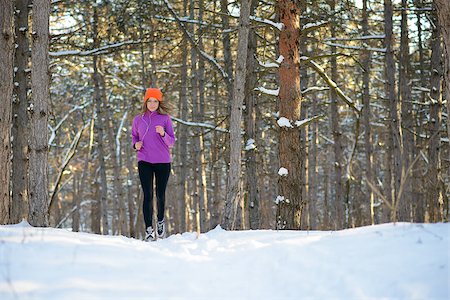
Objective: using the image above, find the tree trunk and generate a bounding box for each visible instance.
[92,8,109,234]
[197,0,210,232]
[210,10,221,229]
[399,0,413,221]
[362,0,374,225]
[434,0,450,208]
[221,0,234,105]
[125,140,136,237]
[384,0,402,222]
[102,79,127,235]
[329,0,344,229]
[176,0,189,234]
[414,0,425,223]
[222,0,251,230]
[277,0,303,230]
[189,0,201,233]
[427,4,443,222]
[29,0,50,227]
[244,0,260,230]
[11,0,30,224]
[72,174,80,232]
[0,0,15,224]
[91,177,101,234]
[299,0,309,230]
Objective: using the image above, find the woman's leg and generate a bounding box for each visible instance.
[138,161,155,229]
[154,163,171,222]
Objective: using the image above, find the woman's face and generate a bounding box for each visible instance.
[146,98,159,112]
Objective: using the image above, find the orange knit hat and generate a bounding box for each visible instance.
[144,88,163,102]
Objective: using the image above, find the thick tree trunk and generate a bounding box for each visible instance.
[221,0,234,104]
[277,0,303,230]
[189,0,201,233]
[92,8,109,234]
[384,0,402,222]
[434,0,450,215]
[309,85,319,229]
[245,0,260,230]
[211,71,221,229]
[362,0,374,225]
[427,4,443,222]
[0,0,15,224]
[399,0,413,221]
[329,0,344,229]
[177,0,189,234]
[414,0,426,222]
[222,0,251,230]
[29,0,50,227]
[210,8,221,229]
[11,0,30,224]
[299,0,309,230]
[197,0,210,232]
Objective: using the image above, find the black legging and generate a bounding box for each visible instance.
[138,161,171,229]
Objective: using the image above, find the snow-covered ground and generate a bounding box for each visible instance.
[0,221,448,300]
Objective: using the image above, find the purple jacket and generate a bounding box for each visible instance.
[132,111,176,163]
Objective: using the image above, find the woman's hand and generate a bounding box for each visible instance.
[155,125,165,137]
[135,141,143,150]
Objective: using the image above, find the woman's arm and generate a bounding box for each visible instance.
[131,117,139,148]
[162,116,176,148]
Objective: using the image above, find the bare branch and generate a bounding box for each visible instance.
[48,122,90,212]
[162,0,231,84]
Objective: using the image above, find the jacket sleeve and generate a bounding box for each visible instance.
[163,116,176,148]
[131,116,139,148]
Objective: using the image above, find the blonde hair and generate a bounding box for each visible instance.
[141,98,173,115]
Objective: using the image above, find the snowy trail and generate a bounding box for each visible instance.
[0,221,448,300]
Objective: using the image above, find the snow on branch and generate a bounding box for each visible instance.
[302,86,330,95]
[295,115,324,128]
[157,15,223,29]
[250,16,284,31]
[254,86,280,96]
[228,11,284,31]
[277,115,323,129]
[305,57,361,114]
[257,55,284,68]
[162,0,230,84]
[323,42,386,53]
[49,40,142,57]
[171,116,229,133]
[324,35,385,41]
[302,21,328,32]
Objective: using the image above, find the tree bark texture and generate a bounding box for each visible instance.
[277,0,304,230]
[434,0,450,215]
[384,0,402,222]
[0,0,15,224]
[245,0,260,230]
[427,4,443,222]
[11,0,30,224]
[29,0,50,227]
[329,0,345,229]
[92,8,109,234]
[222,0,251,230]
[399,0,413,221]
[362,0,374,225]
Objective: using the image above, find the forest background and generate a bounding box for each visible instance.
[0,0,449,239]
